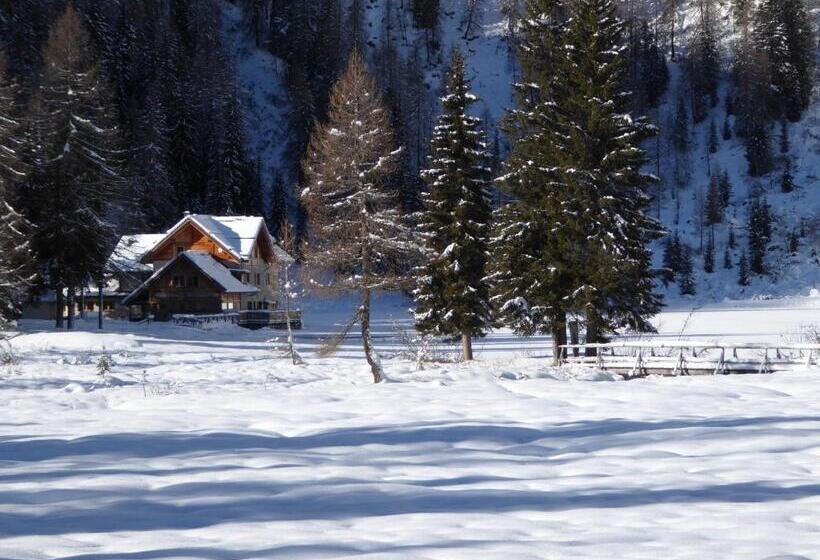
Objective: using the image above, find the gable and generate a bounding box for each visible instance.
[146,221,239,265]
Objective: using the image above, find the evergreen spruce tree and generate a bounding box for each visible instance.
[779,121,790,154]
[557,0,664,337]
[748,196,772,275]
[414,50,492,361]
[718,170,732,209]
[678,243,696,295]
[661,232,681,285]
[723,116,732,140]
[705,174,723,225]
[738,252,750,285]
[268,173,288,239]
[688,0,720,122]
[723,246,733,269]
[0,53,25,189]
[753,0,815,121]
[734,30,772,176]
[708,119,718,154]
[728,222,736,249]
[490,0,572,365]
[19,4,128,329]
[787,230,799,255]
[781,159,795,193]
[301,51,415,383]
[703,230,715,273]
[0,202,35,327]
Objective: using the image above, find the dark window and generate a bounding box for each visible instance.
[172,275,185,288]
[188,276,199,288]
[255,273,261,285]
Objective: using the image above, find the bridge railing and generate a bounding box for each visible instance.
[560,341,819,377]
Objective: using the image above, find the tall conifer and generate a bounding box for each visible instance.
[414,50,493,361]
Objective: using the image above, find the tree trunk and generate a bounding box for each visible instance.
[585,309,600,357]
[98,275,104,330]
[462,331,473,361]
[284,267,298,365]
[66,287,75,330]
[55,285,65,329]
[360,286,383,383]
[569,320,580,357]
[551,312,567,367]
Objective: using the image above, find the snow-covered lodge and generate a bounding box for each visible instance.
[24,214,297,328]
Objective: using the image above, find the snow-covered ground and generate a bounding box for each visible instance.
[1,293,819,559]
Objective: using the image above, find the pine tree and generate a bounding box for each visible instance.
[671,94,690,152]
[705,174,723,225]
[688,0,720,122]
[779,121,790,154]
[738,252,750,285]
[268,172,288,238]
[753,0,815,121]
[728,222,736,249]
[703,229,715,273]
[558,0,663,337]
[722,117,732,140]
[787,230,799,255]
[718,170,732,209]
[0,202,35,328]
[412,0,440,30]
[19,4,129,329]
[661,232,682,285]
[734,24,772,176]
[0,53,25,189]
[747,196,772,275]
[678,243,696,295]
[414,50,493,361]
[723,246,733,269]
[490,0,572,365]
[708,119,718,154]
[781,159,795,193]
[301,51,415,383]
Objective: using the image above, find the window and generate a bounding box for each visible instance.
[188,276,199,288]
[255,273,261,285]
[175,246,185,256]
[172,275,185,288]
[266,273,271,286]
[222,302,234,311]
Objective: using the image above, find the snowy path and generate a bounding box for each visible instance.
[1,295,819,559]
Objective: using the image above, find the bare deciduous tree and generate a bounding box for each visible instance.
[301,50,416,383]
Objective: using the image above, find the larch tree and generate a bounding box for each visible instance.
[301,50,414,383]
[18,3,128,329]
[414,49,493,362]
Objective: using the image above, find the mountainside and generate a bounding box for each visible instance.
[225,0,819,304]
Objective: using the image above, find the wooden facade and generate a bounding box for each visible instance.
[123,215,289,324]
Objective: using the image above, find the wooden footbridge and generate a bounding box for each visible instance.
[560,341,819,378]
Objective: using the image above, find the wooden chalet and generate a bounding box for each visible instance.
[120,214,296,328]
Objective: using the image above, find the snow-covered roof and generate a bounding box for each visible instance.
[109,234,165,272]
[182,251,258,294]
[149,214,294,264]
[123,251,258,305]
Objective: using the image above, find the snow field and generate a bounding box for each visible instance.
[0,293,819,558]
